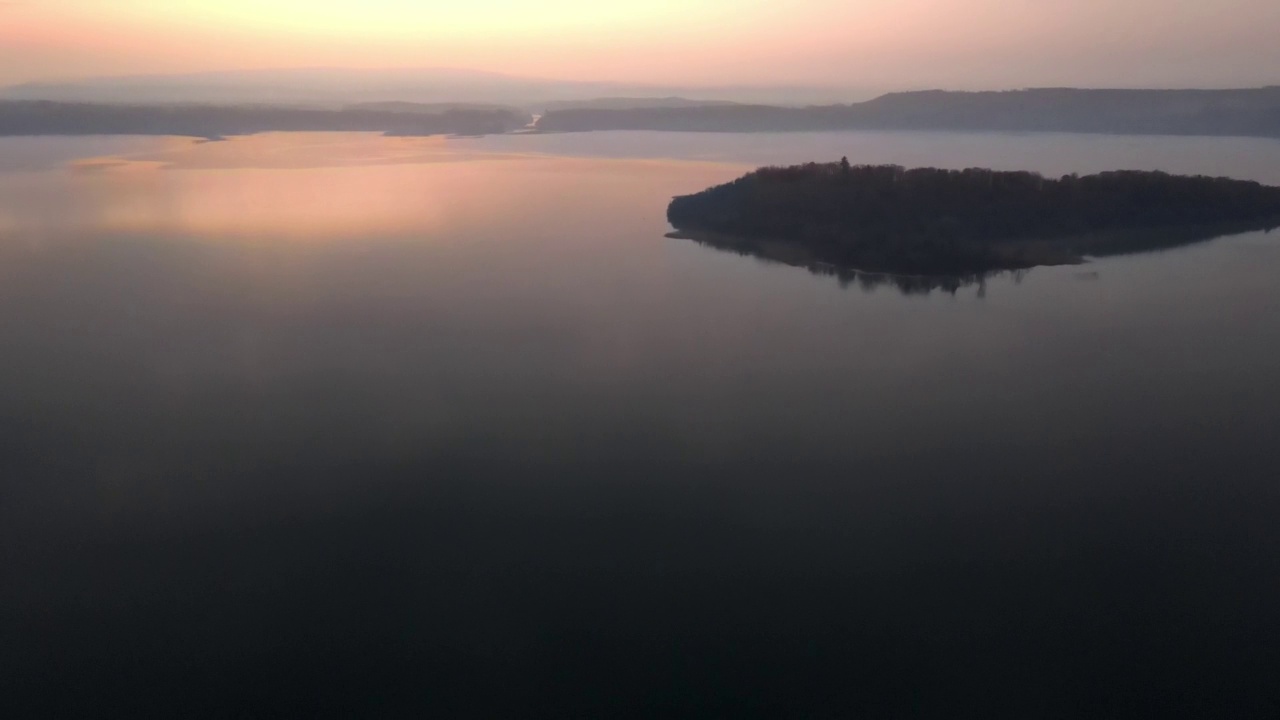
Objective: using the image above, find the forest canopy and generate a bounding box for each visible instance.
[667,162,1280,275]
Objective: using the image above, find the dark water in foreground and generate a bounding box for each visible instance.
[2,133,1279,718]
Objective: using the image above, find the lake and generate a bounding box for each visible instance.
[3,131,1279,717]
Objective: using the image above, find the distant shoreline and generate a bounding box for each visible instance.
[0,101,532,140]
[4,86,1280,141]
[536,87,1280,140]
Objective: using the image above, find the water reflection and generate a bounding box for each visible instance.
[677,220,1277,295]
[676,230,1028,295]
[0,133,715,243]
[3,133,1280,717]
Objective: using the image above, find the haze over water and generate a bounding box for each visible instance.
[3,132,1280,717]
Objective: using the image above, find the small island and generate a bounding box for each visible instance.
[668,162,1280,275]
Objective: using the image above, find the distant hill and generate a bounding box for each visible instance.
[0,101,532,139]
[0,68,852,108]
[344,101,524,115]
[537,87,1280,138]
[1,69,524,105]
[8,84,1279,140]
[541,97,742,112]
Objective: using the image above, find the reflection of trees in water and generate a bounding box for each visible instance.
[683,233,1028,296]
[817,264,1030,296]
[683,217,1280,296]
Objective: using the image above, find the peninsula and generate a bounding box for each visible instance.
[668,162,1280,275]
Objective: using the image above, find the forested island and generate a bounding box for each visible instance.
[668,162,1280,276]
[0,101,531,139]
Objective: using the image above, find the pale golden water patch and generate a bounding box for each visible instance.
[76,163,457,240]
[2,133,736,243]
[63,136,209,172]
[69,158,171,173]
[98,133,542,171]
[67,132,737,172]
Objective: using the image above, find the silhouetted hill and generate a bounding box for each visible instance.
[0,68,852,107]
[539,87,1280,138]
[0,101,531,139]
[0,68,580,106]
[668,162,1280,275]
[542,97,742,112]
[853,87,1280,135]
[344,101,523,115]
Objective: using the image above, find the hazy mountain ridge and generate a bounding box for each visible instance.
[537,87,1280,138]
[5,81,1280,140]
[0,68,852,108]
[0,101,531,139]
[541,97,743,112]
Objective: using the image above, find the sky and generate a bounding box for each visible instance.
[2,0,1279,90]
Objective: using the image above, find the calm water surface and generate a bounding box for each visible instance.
[2,132,1279,717]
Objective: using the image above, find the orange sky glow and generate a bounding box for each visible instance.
[2,0,1278,89]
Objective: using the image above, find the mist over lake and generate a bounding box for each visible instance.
[3,131,1280,718]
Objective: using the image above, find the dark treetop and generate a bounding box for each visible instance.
[667,162,1280,275]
